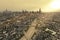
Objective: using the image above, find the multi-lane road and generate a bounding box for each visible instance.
[0,12,60,40]
[20,13,55,40]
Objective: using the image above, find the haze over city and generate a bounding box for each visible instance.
[0,0,60,12]
[0,0,60,40]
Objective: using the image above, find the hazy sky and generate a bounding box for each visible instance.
[0,0,59,12]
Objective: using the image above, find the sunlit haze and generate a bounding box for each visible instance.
[42,0,60,12]
[0,0,60,12]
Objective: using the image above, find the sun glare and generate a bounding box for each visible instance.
[42,0,60,12]
[50,0,60,9]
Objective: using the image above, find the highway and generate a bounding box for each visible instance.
[20,13,54,40]
[0,12,56,40]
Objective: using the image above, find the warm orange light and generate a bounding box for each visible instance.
[50,0,60,9]
[42,0,60,12]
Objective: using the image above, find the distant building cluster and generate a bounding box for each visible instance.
[1,9,41,14]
